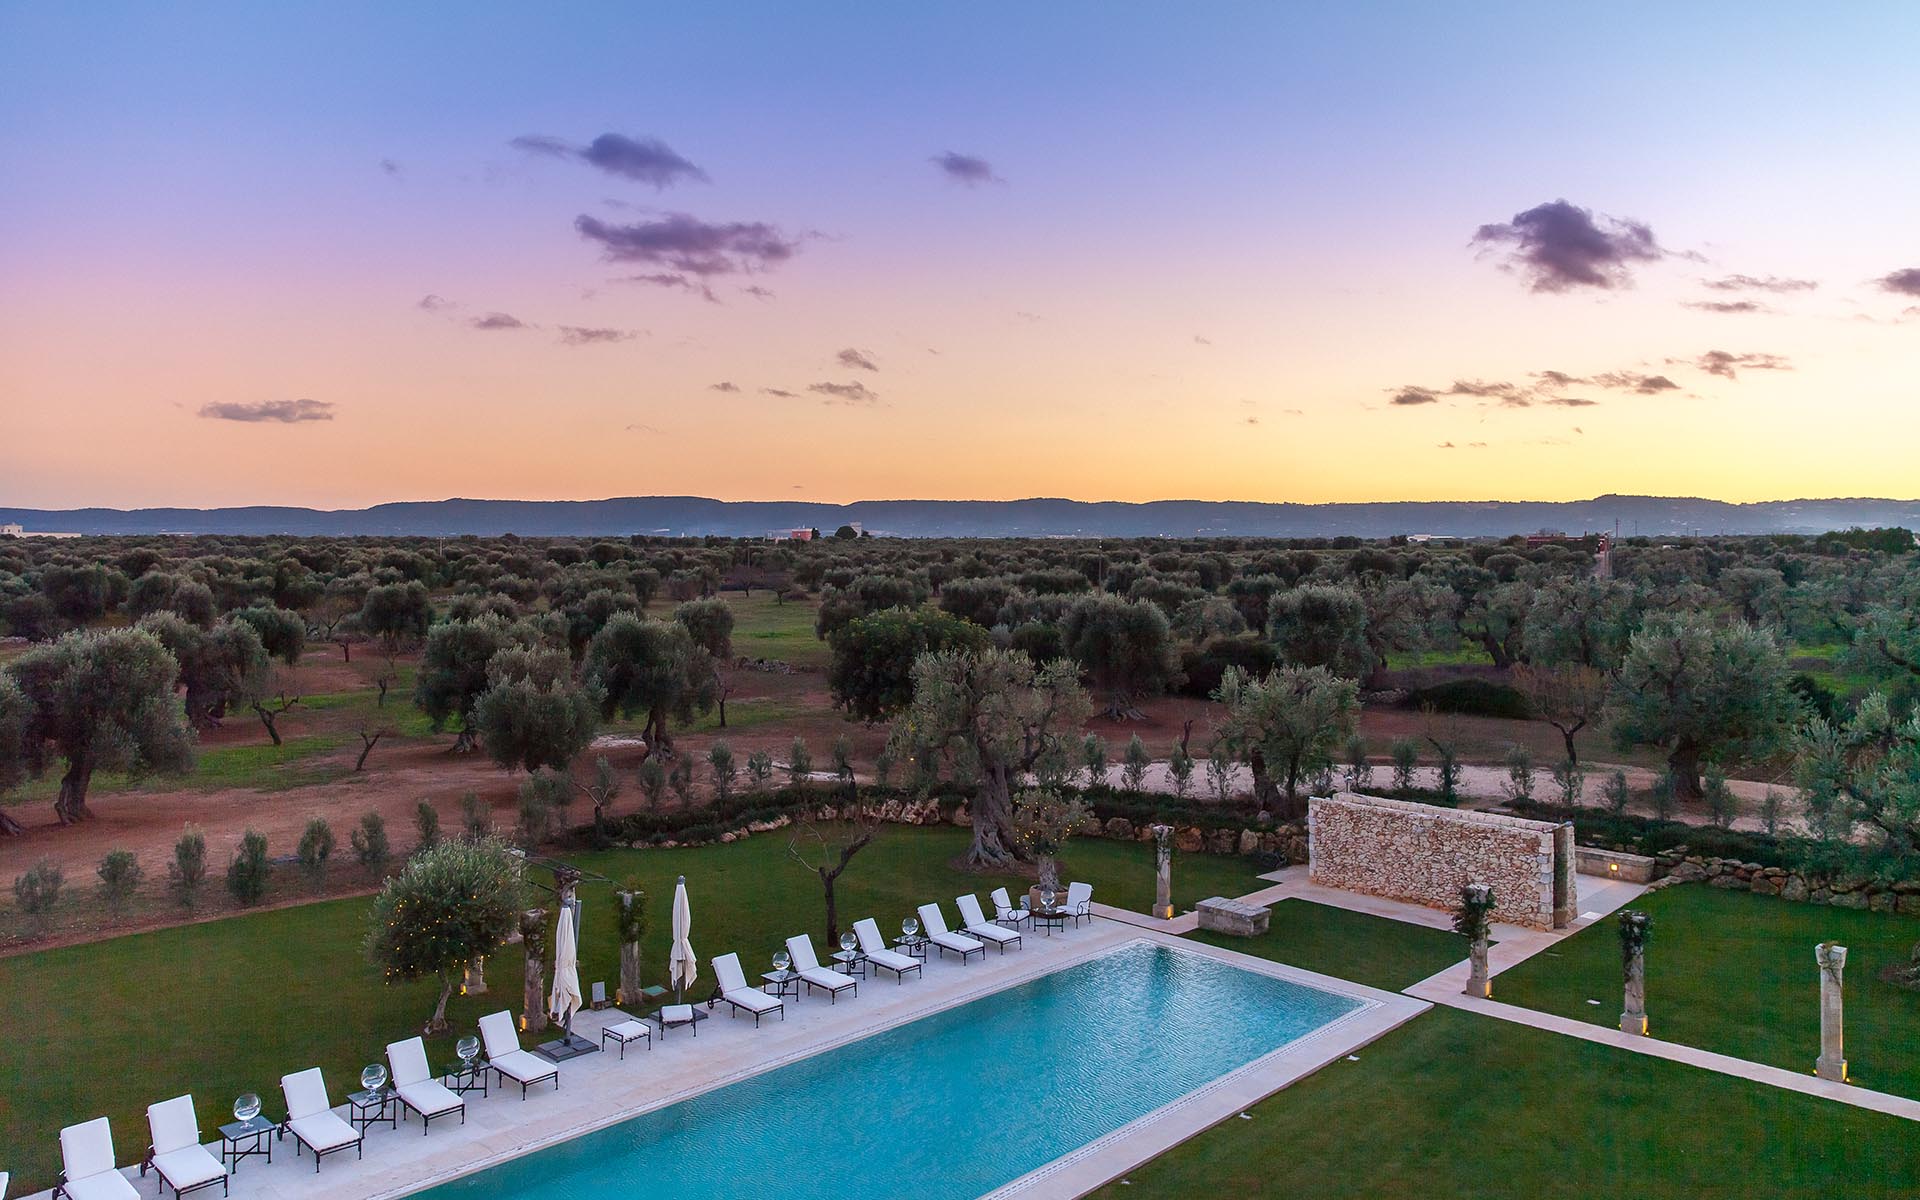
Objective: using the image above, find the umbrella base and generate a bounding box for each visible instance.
[533,1032,601,1062]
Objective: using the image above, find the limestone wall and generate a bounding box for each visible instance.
[1307,792,1566,929]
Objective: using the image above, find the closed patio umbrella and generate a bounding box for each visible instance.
[669,875,696,1003]
[548,905,583,1032]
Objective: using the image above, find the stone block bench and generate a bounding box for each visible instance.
[1196,896,1270,937]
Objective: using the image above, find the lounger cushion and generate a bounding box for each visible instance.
[280,1069,332,1121]
[967,922,1020,945]
[727,986,783,1013]
[60,1118,118,1180]
[491,1049,556,1085]
[605,1019,650,1042]
[146,1096,202,1157]
[866,946,919,973]
[61,1173,138,1200]
[477,1011,523,1061]
[387,1036,434,1088]
[397,1078,463,1118]
[288,1111,359,1155]
[152,1145,226,1192]
[799,965,856,991]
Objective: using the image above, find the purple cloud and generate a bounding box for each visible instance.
[762,388,798,399]
[1876,268,1920,297]
[709,382,740,393]
[1683,299,1771,314]
[199,398,334,423]
[576,213,799,277]
[470,312,528,331]
[618,272,719,303]
[556,325,634,345]
[512,133,707,188]
[835,348,879,372]
[1701,274,1817,293]
[417,294,456,312]
[1472,199,1666,292]
[931,151,1000,185]
[1681,350,1792,380]
[808,380,880,405]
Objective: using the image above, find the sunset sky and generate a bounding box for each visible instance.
[3,2,1917,510]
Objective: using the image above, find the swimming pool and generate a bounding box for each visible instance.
[419,941,1364,1200]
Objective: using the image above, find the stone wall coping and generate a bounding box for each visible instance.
[1196,896,1267,917]
[1317,791,1564,835]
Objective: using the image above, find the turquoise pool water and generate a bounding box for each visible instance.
[422,941,1361,1200]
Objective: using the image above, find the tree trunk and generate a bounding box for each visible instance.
[356,732,384,772]
[427,971,453,1035]
[339,640,351,662]
[55,761,94,824]
[1556,723,1580,767]
[1247,748,1280,813]
[0,809,25,836]
[1479,634,1511,669]
[967,762,1022,870]
[523,948,548,1035]
[819,868,841,947]
[255,705,283,746]
[1668,741,1704,801]
[452,725,477,754]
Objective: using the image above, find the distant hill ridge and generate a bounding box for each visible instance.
[3,494,1917,539]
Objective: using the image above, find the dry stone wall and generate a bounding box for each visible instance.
[1308,792,1567,929]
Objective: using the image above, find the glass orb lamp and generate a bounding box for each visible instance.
[233,1093,262,1124]
[360,1063,388,1093]
[456,1035,480,1066]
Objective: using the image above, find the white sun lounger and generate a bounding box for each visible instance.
[144,1096,227,1197]
[713,952,786,1024]
[956,894,1022,951]
[1066,881,1094,926]
[853,918,922,982]
[279,1069,362,1173]
[917,903,985,963]
[58,1117,138,1200]
[387,1037,466,1133]
[478,1010,560,1099]
[991,887,1032,927]
[786,934,859,1003]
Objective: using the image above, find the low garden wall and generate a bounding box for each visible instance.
[1307,792,1572,930]
[1646,851,1920,915]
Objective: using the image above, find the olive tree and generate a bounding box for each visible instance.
[1060,594,1179,719]
[1266,585,1372,679]
[1213,665,1360,819]
[415,615,519,752]
[1796,691,1920,856]
[581,614,715,749]
[365,837,523,1033]
[7,628,194,826]
[887,648,1090,869]
[1511,661,1610,766]
[472,645,601,773]
[827,605,988,723]
[136,612,272,730]
[1609,613,1796,800]
[0,674,28,835]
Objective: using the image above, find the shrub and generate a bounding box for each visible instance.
[746,750,774,792]
[351,811,391,870]
[96,849,143,916]
[1121,734,1149,794]
[1390,739,1418,795]
[297,817,336,886]
[1551,759,1585,807]
[1502,744,1535,803]
[1650,772,1677,822]
[14,857,64,929]
[670,754,696,805]
[709,740,737,802]
[225,829,271,905]
[170,824,208,907]
[414,801,441,853]
[1343,734,1372,792]
[1404,678,1531,720]
[1703,766,1736,829]
[1760,789,1782,836]
[639,757,667,808]
[1081,734,1109,789]
[461,792,491,840]
[788,737,812,789]
[1604,770,1631,816]
[1168,746,1195,798]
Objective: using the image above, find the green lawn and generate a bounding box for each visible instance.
[5,733,354,805]
[1187,898,1468,991]
[727,593,828,667]
[1088,1006,1920,1199]
[1497,884,1920,1098]
[1382,640,1490,669]
[0,826,1261,1192]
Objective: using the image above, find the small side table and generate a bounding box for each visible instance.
[896,934,929,960]
[830,949,867,978]
[347,1087,398,1133]
[650,1005,710,1039]
[442,1058,490,1097]
[1032,908,1069,936]
[219,1115,276,1172]
[761,969,801,999]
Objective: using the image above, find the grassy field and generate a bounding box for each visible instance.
[0,825,1262,1192]
[1187,898,1467,991]
[1087,1005,1920,1199]
[1497,884,1920,1098]
[728,593,829,668]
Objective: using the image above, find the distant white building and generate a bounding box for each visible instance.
[0,523,21,537]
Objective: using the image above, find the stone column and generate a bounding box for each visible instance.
[617,891,644,1007]
[520,908,548,1035]
[1552,822,1578,929]
[461,955,488,997]
[1463,882,1492,999]
[1815,942,1848,1082]
[1150,824,1174,920]
[1619,910,1649,1035]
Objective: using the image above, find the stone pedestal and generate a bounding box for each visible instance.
[617,892,644,1006]
[1196,896,1269,936]
[520,908,548,1035]
[462,956,488,997]
[1620,954,1647,1035]
[1466,938,1491,998]
[1150,824,1174,920]
[1815,942,1848,1083]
